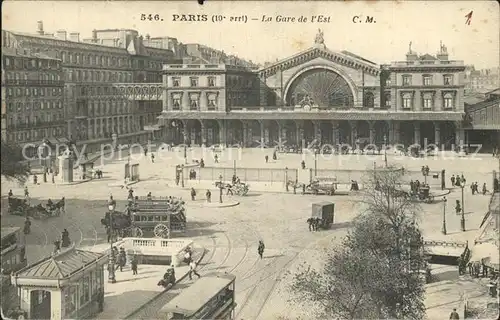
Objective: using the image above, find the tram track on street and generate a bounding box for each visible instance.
[235,227,340,320]
[234,252,299,320]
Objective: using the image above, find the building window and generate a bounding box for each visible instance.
[402,93,413,109]
[190,77,198,87]
[208,94,217,110]
[385,78,391,86]
[444,75,453,85]
[384,93,391,108]
[423,75,433,86]
[64,287,77,316]
[423,96,433,110]
[79,276,90,305]
[363,92,375,108]
[172,77,180,87]
[208,77,216,87]
[190,96,199,110]
[172,97,181,110]
[402,75,412,86]
[5,58,10,66]
[443,93,453,109]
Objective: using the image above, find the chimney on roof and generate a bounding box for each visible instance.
[69,32,80,42]
[56,30,67,41]
[145,34,150,40]
[37,21,44,35]
[92,29,98,41]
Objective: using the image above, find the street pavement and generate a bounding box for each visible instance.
[1,147,497,319]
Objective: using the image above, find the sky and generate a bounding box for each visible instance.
[2,0,499,69]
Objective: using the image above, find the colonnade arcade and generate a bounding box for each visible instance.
[164,119,464,150]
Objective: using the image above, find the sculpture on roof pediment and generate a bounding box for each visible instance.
[440,41,448,53]
[314,29,324,45]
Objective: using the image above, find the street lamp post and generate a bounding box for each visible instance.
[460,182,466,232]
[383,134,388,168]
[219,177,223,204]
[441,196,447,235]
[314,150,318,177]
[184,145,187,164]
[107,203,116,283]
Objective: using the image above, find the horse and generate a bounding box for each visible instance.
[8,197,29,215]
[27,204,50,219]
[101,211,132,238]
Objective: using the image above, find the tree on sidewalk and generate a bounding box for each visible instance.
[1,140,30,184]
[288,166,427,319]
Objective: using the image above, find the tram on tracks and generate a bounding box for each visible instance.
[160,272,236,319]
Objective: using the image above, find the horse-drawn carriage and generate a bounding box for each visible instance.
[101,197,187,239]
[413,186,435,203]
[287,177,337,195]
[8,197,65,219]
[215,181,250,196]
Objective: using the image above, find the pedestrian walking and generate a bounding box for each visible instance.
[189,260,201,280]
[118,247,126,271]
[191,188,196,201]
[214,154,219,163]
[455,200,461,214]
[151,153,155,163]
[24,186,29,198]
[449,308,460,319]
[307,218,313,231]
[258,240,265,259]
[23,217,31,235]
[265,155,269,163]
[131,256,138,275]
[206,189,211,203]
[451,175,456,187]
[53,240,61,254]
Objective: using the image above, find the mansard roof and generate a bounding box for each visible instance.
[7,30,173,58]
[7,30,129,54]
[258,46,380,78]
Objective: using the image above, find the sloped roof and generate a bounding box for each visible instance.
[340,50,377,65]
[464,95,487,105]
[258,46,380,77]
[1,227,20,240]
[16,249,103,279]
[419,54,438,60]
[487,88,500,96]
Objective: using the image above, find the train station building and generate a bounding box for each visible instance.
[159,31,499,150]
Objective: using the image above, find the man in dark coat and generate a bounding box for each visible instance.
[258,240,265,259]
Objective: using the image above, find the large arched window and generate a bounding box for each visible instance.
[286,69,354,108]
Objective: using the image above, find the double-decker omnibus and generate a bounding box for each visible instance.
[1,227,27,314]
[160,272,236,319]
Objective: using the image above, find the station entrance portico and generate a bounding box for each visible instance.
[162,118,463,150]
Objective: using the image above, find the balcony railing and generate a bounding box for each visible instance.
[4,80,64,86]
[10,120,66,129]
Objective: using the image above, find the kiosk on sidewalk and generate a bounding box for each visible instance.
[10,248,107,320]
